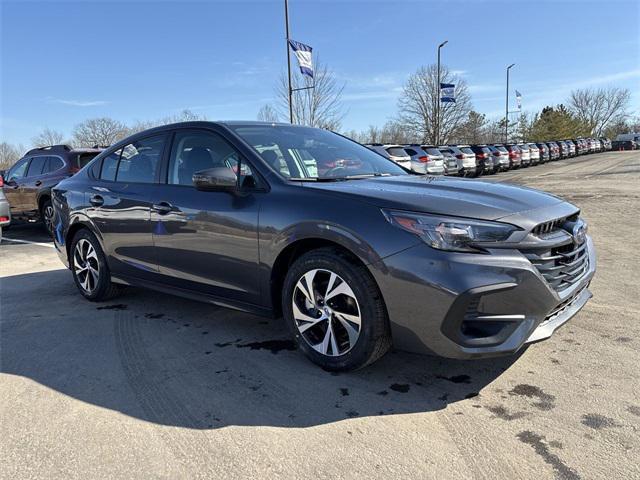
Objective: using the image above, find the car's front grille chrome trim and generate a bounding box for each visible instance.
[522,237,590,293]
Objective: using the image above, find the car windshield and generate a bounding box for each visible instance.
[232,125,408,180]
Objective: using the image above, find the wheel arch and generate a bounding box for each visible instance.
[269,237,374,318]
[64,217,104,262]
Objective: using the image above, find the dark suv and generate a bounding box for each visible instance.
[2,145,103,232]
[52,122,595,371]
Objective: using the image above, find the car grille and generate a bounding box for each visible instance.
[523,240,589,292]
[531,213,578,236]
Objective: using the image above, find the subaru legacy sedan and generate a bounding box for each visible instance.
[52,122,596,371]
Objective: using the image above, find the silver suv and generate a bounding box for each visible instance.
[402,145,445,175]
[365,144,411,170]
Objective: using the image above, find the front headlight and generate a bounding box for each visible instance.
[382,209,519,253]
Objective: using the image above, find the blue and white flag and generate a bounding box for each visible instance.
[516,90,522,110]
[288,39,314,78]
[440,83,456,103]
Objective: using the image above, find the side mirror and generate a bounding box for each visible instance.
[193,167,237,192]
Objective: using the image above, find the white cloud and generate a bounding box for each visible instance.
[47,97,108,107]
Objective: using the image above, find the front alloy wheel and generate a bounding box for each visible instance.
[292,268,361,356]
[283,248,391,371]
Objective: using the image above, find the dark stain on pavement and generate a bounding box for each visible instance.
[236,339,296,354]
[144,313,164,319]
[96,304,128,310]
[615,336,633,343]
[487,405,528,421]
[436,374,471,384]
[509,384,556,410]
[626,405,640,417]
[581,413,620,430]
[339,388,349,396]
[517,431,580,480]
[389,383,410,393]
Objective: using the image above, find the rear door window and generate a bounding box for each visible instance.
[116,136,165,183]
[26,156,48,177]
[100,149,122,181]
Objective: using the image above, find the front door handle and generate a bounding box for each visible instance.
[35,180,42,186]
[90,194,104,207]
[152,202,173,215]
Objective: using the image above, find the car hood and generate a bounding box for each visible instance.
[304,175,572,222]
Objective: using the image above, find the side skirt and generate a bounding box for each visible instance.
[111,274,275,318]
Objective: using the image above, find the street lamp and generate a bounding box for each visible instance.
[505,63,515,143]
[436,40,448,145]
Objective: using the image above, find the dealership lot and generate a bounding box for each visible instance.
[1,151,638,479]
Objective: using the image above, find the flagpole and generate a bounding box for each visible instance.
[285,0,294,124]
[436,40,448,145]
[505,63,515,143]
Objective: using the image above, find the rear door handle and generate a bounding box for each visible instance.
[152,202,174,215]
[90,194,104,207]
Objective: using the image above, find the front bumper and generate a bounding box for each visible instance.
[370,236,596,359]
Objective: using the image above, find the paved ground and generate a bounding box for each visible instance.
[1,151,639,480]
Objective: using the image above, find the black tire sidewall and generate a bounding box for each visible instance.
[282,250,388,371]
[40,199,54,235]
[69,229,112,301]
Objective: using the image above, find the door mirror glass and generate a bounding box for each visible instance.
[193,167,237,191]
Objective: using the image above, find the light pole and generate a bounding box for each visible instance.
[505,63,515,143]
[285,0,293,124]
[436,40,448,145]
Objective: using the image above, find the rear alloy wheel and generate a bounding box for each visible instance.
[41,200,54,235]
[70,229,121,301]
[283,248,391,371]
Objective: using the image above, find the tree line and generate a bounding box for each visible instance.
[259,59,637,146]
[1,61,636,170]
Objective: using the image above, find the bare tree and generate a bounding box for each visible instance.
[72,118,128,147]
[397,65,472,144]
[568,87,631,136]
[257,104,280,123]
[31,128,67,148]
[127,109,207,136]
[0,142,24,170]
[454,111,487,144]
[277,57,346,130]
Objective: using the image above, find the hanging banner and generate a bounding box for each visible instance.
[288,40,314,78]
[440,83,456,103]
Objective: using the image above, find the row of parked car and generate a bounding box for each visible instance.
[365,137,613,177]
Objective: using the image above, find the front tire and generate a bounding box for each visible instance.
[282,248,391,371]
[70,229,121,301]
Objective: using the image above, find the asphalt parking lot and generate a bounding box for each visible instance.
[1,151,639,480]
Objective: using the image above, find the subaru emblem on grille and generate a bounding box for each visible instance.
[573,223,586,244]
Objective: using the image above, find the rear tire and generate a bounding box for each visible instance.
[282,248,391,371]
[70,229,121,301]
[40,199,54,235]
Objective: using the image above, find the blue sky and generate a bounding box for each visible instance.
[1,0,639,145]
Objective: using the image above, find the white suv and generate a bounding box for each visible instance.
[403,145,445,175]
[365,144,411,170]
